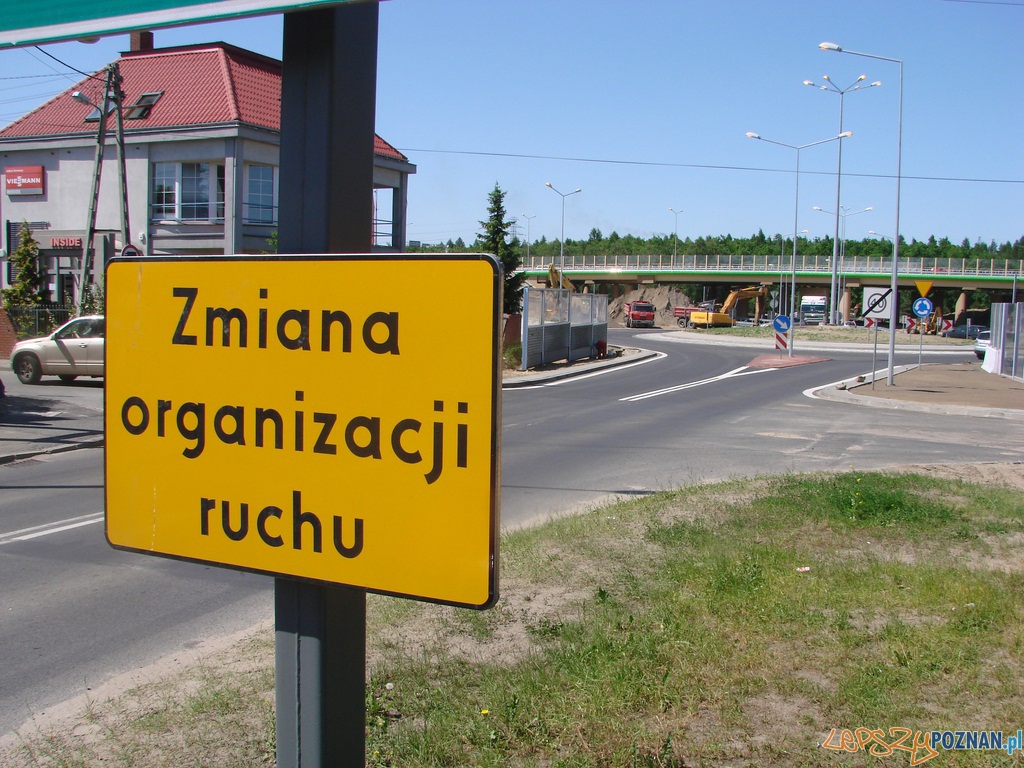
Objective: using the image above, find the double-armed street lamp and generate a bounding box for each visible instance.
[804,74,880,324]
[813,205,873,321]
[545,182,581,274]
[746,131,851,353]
[820,41,903,385]
[669,207,683,259]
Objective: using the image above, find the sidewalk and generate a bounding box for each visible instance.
[813,358,1024,418]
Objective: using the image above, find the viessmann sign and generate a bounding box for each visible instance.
[105,254,502,608]
[0,0,365,48]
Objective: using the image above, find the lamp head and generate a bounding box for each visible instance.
[857,74,867,82]
[871,81,882,87]
[839,131,852,138]
[545,182,553,188]
[819,42,841,51]
[745,132,760,139]
[71,91,92,106]
[812,206,823,211]
[865,206,874,211]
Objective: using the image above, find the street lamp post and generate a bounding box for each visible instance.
[813,205,873,322]
[669,207,683,259]
[522,214,535,261]
[804,74,880,324]
[545,182,581,275]
[746,131,852,355]
[821,41,903,386]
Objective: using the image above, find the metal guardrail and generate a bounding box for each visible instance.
[522,254,1024,279]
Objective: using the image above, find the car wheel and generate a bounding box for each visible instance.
[14,354,42,384]
[59,374,79,383]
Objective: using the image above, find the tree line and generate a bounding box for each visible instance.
[413,224,1024,264]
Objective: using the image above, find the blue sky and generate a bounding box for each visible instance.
[3,0,1023,249]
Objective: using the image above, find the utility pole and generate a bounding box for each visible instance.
[74,62,129,314]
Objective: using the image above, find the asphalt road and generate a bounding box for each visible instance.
[500,329,1021,526]
[3,332,1023,736]
[0,448,273,736]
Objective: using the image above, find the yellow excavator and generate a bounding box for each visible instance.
[685,285,768,328]
[547,263,576,290]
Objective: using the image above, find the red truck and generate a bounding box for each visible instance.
[623,301,656,328]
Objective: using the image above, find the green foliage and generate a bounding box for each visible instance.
[79,281,106,316]
[476,182,525,314]
[2,220,46,312]
[501,342,521,370]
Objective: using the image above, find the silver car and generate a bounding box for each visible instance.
[974,330,991,360]
[10,315,105,384]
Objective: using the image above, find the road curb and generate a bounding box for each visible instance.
[0,437,105,465]
[502,347,661,388]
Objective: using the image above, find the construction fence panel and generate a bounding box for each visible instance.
[568,292,608,362]
[988,302,1023,382]
[520,286,608,369]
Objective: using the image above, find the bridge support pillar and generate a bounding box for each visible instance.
[955,291,969,324]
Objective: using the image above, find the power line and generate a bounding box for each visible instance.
[399,146,1024,186]
[32,45,104,80]
[939,0,1024,6]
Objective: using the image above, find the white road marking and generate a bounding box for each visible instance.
[0,512,103,545]
[504,351,668,390]
[620,365,776,402]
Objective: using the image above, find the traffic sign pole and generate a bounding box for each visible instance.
[276,7,377,766]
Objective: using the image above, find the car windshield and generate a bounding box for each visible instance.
[635,304,653,312]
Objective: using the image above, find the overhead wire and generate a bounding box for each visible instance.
[398,147,1024,187]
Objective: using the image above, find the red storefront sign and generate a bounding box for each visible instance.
[5,166,45,195]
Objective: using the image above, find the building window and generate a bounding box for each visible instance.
[151,162,224,222]
[245,164,277,224]
[152,163,176,219]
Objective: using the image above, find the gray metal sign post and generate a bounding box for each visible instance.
[275,3,378,765]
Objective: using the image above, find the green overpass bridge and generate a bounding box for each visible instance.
[522,253,1022,323]
[522,253,1022,292]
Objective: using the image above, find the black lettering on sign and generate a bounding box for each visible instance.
[169,287,400,355]
[121,394,473,484]
[199,490,363,558]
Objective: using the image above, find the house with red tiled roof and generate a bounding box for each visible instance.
[0,35,415,303]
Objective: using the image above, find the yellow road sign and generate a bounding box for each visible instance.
[105,254,502,608]
[915,280,933,297]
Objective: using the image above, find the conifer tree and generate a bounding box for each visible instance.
[478,183,525,314]
[2,220,44,313]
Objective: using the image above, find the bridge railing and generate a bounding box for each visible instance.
[523,254,1023,278]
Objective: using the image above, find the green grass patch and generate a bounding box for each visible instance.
[4,471,1023,767]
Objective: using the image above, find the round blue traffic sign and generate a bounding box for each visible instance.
[772,315,792,333]
[912,297,934,318]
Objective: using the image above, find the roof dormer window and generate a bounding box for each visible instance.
[125,92,163,120]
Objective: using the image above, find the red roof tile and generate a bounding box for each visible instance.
[0,42,407,163]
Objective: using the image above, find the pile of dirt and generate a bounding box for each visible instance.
[608,285,695,329]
